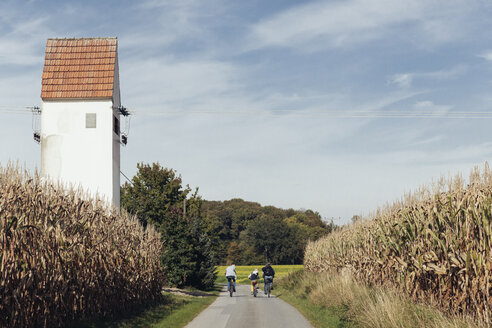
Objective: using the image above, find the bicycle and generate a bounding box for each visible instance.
[264,276,273,298]
[227,276,236,297]
[253,283,258,297]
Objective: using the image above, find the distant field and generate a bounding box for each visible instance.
[216,265,304,284]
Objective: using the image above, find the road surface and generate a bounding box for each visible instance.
[185,284,312,328]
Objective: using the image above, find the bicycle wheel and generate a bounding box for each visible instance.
[227,278,233,297]
[267,284,271,298]
[253,286,257,297]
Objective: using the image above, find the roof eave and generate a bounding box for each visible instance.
[41,96,114,101]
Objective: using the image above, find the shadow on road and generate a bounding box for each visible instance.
[162,287,218,297]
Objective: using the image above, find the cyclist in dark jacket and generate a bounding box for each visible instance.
[261,263,275,294]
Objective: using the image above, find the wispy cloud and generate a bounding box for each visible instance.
[387,142,492,166]
[120,0,227,55]
[410,135,445,146]
[413,100,451,114]
[0,17,50,66]
[390,74,413,88]
[0,0,55,67]
[478,50,492,61]
[121,56,243,112]
[245,0,477,52]
[121,50,423,118]
[389,65,467,88]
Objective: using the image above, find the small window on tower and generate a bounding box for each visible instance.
[86,113,96,128]
[113,115,120,135]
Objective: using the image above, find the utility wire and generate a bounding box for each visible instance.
[131,109,492,119]
[0,106,40,115]
[2,105,492,119]
[0,105,32,108]
[0,109,32,114]
[120,170,133,186]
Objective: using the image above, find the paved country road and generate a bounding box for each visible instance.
[185,284,312,328]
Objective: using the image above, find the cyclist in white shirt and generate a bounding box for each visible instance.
[225,264,237,293]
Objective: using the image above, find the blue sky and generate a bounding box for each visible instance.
[2,0,492,223]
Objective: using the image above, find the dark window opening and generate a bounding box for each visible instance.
[113,115,120,135]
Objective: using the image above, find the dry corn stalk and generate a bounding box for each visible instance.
[305,163,492,325]
[0,164,165,327]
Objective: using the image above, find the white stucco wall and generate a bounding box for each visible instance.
[112,55,121,207]
[41,99,120,207]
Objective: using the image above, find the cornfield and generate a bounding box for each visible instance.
[305,163,492,325]
[0,164,165,327]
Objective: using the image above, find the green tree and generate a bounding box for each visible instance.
[226,241,241,264]
[238,230,264,265]
[121,162,189,227]
[201,199,336,265]
[160,207,195,287]
[121,162,216,288]
[285,213,328,241]
[243,215,304,264]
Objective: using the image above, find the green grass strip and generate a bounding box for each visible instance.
[276,285,355,328]
[148,294,217,328]
[70,288,219,328]
[275,271,356,328]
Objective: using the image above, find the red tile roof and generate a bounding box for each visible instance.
[41,38,118,100]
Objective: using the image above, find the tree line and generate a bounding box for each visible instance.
[121,162,337,288]
[202,199,337,265]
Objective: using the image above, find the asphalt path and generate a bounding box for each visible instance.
[185,283,312,328]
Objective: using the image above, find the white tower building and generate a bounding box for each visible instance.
[40,38,121,207]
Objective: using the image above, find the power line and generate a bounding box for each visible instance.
[2,105,492,119]
[0,106,39,115]
[0,105,32,108]
[131,109,492,119]
[120,170,133,185]
[0,109,32,114]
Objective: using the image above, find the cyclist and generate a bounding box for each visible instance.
[261,263,275,295]
[248,268,260,295]
[225,264,237,293]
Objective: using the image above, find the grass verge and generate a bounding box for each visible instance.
[276,270,356,328]
[216,264,303,284]
[277,269,480,328]
[69,286,220,328]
